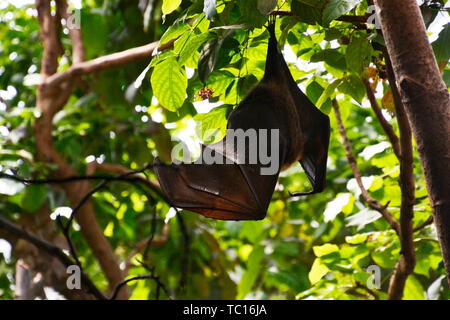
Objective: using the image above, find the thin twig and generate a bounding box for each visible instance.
[332,99,400,234]
[362,77,401,158]
[382,48,416,300]
[413,216,434,232]
[109,273,172,300]
[0,215,107,300]
[176,211,190,289]
[269,9,370,23]
[56,215,82,268]
[355,281,380,300]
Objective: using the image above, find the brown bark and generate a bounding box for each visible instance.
[0,211,103,299]
[383,51,416,300]
[374,0,450,283]
[42,39,174,89]
[35,0,127,299]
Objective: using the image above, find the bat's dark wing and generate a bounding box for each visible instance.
[154,21,330,220]
[288,85,330,196]
[154,92,285,220]
[265,24,330,196]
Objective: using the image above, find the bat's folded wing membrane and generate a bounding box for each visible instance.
[295,115,330,196]
[154,148,278,220]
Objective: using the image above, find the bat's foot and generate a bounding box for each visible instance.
[288,190,316,197]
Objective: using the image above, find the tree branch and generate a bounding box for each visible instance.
[362,77,401,158]
[383,48,416,300]
[124,224,170,276]
[56,0,85,63]
[35,0,128,299]
[374,0,450,285]
[413,216,434,232]
[110,272,171,300]
[332,99,400,234]
[42,39,175,89]
[269,9,370,23]
[0,215,107,300]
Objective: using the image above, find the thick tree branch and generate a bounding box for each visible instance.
[332,99,400,234]
[374,0,450,284]
[42,39,175,89]
[0,215,107,300]
[36,0,62,77]
[381,48,416,300]
[35,0,128,299]
[87,161,161,191]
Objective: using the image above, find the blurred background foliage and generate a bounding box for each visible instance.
[0,0,449,300]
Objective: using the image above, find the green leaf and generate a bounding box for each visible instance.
[297,0,327,8]
[291,0,323,25]
[345,233,368,245]
[206,70,236,96]
[194,105,231,143]
[151,57,187,111]
[403,275,425,300]
[257,0,277,15]
[309,258,329,284]
[247,42,268,61]
[198,31,234,83]
[322,0,362,25]
[80,11,109,58]
[346,37,372,74]
[160,22,190,46]
[313,243,339,257]
[268,268,309,292]
[338,74,366,103]
[237,246,265,299]
[238,0,268,28]
[21,185,48,212]
[179,32,210,66]
[371,243,399,269]
[310,49,346,70]
[306,80,324,103]
[443,68,450,87]
[162,0,182,15]
[316,79,342,111]
[239,221,265,243]
[414,242,442,277]
[432,23,450,63]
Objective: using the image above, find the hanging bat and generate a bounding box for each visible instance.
[153,22,330,220]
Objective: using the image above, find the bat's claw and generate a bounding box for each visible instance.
[288,190,315,197]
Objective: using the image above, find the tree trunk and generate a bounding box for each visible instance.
[373,0,450,282]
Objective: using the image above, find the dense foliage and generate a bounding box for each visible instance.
[0,0,449,300]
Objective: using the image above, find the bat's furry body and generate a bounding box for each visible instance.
[154,23,330,220]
